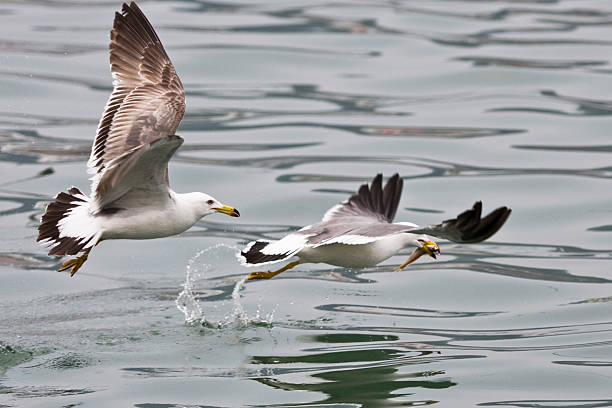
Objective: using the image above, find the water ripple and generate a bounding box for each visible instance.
[456,56,607,70]
[0,39,100,55]
[0,384,95,398]
[0,191,46,217]
[317,304,502,319]
[492,90,612,116]
[479,399,612,408]
[588,225,612,232]
[188,83,470,112]
[264,320,612,354]
[0,111,93,128]
[427,33,612,48]
[398,6,611,22]
[180,120,521,139]
[0,252,58,271]
[272,160,612,181]
[513,144,612,153]
[553,360,612,368]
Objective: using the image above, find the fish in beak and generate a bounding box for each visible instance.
[214,205,240,217]
[418,239,440,259]
[393,239,440,272]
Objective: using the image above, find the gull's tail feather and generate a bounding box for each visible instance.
[37,187,101,256]
[239,240,295,266]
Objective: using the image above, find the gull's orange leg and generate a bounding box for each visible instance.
[247,261,300,280]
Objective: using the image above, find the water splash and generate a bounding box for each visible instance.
[175,244,275,328]
[175,249,207,324]
[229,276,248,325]
[221,275,276,328]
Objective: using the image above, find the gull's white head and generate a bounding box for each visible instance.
[183,192,240,219]
[396,224,440,261]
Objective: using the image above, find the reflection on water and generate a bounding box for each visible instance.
[255,365,452,407]
[1,0,612,407]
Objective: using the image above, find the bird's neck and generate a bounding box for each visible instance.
[172,191,208,222]
[394,222,424,248]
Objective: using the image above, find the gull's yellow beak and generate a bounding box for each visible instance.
[419,239,440,259]
[214,205,240,217]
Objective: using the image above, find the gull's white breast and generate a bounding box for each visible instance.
[297,233,415,268]
[99,193,199,240]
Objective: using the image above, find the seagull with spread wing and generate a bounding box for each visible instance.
[37,2,239,276]
[240,174,510,280]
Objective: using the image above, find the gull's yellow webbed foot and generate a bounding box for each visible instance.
[58,253,89,276]
[247,261,300,280]
[247,271,279,280]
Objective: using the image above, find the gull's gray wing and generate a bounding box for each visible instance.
[94,135,183,210]
[308,201,511,247]
[88,2,185,210]
[321,173,403,223]
[302,218,411,247]
[409,201,511,243]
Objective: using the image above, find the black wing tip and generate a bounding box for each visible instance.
[349,173,403,222]
[113,1,158,40]
[494,205,512,228]
[463,202,512,243]
[472,201,511,218]
[368,173,400,187]
[485,205,512,239]
[240,240,290,265]
[122,2,141,16]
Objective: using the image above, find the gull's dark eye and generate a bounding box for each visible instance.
[207,199,214,205]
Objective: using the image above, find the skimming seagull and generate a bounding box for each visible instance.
[37,2,240,276]
[240,174,510,280]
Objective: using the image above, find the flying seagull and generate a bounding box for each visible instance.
[240,174,510,279]
[37,2,240,276]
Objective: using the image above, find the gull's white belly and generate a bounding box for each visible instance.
[99,208,195,240]
[297,234,408,268]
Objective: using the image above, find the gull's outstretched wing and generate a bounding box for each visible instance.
[409,201,511,243]
[88,2,185,210]
[321,173,403,223]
